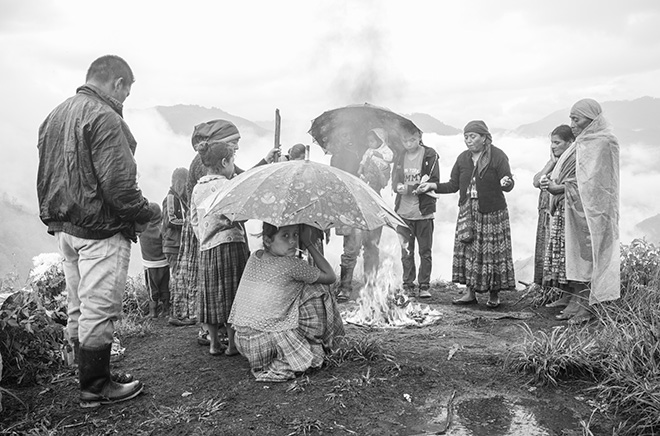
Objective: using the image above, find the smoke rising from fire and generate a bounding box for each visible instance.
[313,2,408,107]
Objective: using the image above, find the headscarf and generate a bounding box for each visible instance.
[564,101,620,304]
[464,120,492,178]
[171,167,188,186]
[570,98,602,121]
[191,119,240,151]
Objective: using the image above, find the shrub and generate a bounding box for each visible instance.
[0,289,66,385]
[620,238,660,290]
[510,240,660,435]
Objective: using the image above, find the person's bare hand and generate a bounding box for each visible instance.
[500,176,513,188]
[415,182,435,194]
[300,224,316,248]
[265,148,281,163]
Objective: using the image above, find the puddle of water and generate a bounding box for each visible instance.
[414,395,577,436]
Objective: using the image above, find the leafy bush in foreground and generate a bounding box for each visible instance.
[0,254,155,391]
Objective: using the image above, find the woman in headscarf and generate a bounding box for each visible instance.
[169,120,280,338]
[168,120,243,328]
[532,125,574,306]
[540,99,620,323]
[420,120,515,307]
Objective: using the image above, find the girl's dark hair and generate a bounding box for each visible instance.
[261,222,279,240]
[551,124,575,142]
[198,141,233,173]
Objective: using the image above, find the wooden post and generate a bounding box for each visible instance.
[274,108,281,150]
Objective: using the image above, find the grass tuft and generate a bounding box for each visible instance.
[325,335,394,368]
[507,323,601,386]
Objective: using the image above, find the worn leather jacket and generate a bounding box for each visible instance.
[37,85,151,241]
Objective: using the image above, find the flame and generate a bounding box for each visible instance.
[341,257,442,328]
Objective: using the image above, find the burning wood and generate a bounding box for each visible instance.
[341,258,442,328]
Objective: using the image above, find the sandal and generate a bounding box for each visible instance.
[452,298,478,305]
[224,348,240,357]
[485,299,500,308]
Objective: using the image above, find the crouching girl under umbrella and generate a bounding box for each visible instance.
[229,223,344,382]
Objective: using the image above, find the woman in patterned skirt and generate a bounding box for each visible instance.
[534,125,574,307]
[541,99,620,324]
[168,120,242,327]
[190,122,249,356]
[423,120,516,308]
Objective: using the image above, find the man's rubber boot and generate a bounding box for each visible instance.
[79,344,143,408]
[72,339,133,383]
[336,265,354,302]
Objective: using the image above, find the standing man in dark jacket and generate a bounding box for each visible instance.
[37,55,152,408]
[391,122,439,299]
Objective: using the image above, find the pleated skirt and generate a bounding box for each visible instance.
[452,198,516,293]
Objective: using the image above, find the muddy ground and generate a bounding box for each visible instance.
[0,283,614,436]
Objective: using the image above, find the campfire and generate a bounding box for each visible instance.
[341,258,442,328]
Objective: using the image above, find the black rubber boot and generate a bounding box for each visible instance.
[79,344,143,408]
[72,339,133,383]
[336,265,354,302]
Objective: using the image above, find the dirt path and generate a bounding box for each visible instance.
[2,284,608,435]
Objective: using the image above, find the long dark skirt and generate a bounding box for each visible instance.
[452,198,516,293]
[197,242,249,325]
[543,202,568,287]
[533,191,552,285]
[170,219,199,320]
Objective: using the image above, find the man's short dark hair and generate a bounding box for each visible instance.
[86,55,134,85]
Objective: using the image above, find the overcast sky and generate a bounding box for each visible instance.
[1,0,659,138]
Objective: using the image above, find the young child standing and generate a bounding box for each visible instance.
[138,203,170,318]
[229,223,344,382]
[190,137,248,357]
[358,128,393,193]
[392,122,439,299]
[162,167,188,276]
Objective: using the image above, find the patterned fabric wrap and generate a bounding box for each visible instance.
[543,202,568,287]
[197,242,249,324]
[234,284,344,382]
[456,202,474,243]
[170,218,199,320]
[452,198,516,292]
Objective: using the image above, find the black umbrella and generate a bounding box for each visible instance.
[308,103,422,157]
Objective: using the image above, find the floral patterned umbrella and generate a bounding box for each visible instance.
[308,103,422,156]
[201,159,406,231]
